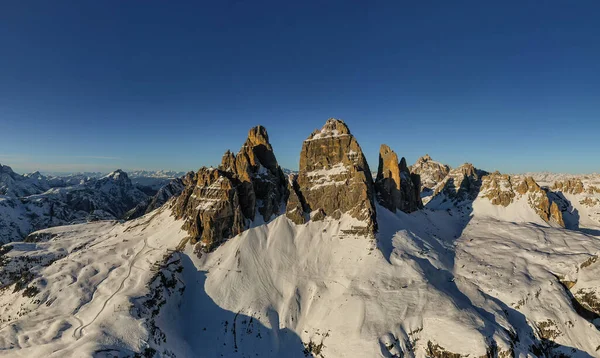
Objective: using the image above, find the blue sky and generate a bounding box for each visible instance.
[1,1,598,174]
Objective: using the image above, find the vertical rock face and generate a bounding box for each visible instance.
[375,145,402,211]
[374,145,422,213]
[174,168,245,252]
[174,126,288,253]
[286,118,377,235]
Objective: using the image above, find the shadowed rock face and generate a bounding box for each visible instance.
[375,144,402,211]
[286,118,377,235]
[285,174,309,225]
[222,125,288,222]
[174,126,288,253]
[433,163,487,202]
[375,145,422,213]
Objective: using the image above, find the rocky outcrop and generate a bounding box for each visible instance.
[433,163,487,202]
[285,118,377,235]
[173,168,245,252]
[374,145,422,213]
[552,178,600,195]
[480,174,565,227]
[174,126,288,253]
[516,176,565,227]
[220,126,288,222]
[552,179,585,195]
[410,154,450,191]
[480,172,516,206]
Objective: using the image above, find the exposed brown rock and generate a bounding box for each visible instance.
[552,178,585,195]
[481,174,565,227]
[221,125,288,221]
[481,172,515,207]
[286,118,377,235]
[433,163,486,202]
[175,126,288,253]
[173,168,245,252]
[374,145,422,213]
[580,197,600,207]
[375,144,402,211]
[550,201,565,227]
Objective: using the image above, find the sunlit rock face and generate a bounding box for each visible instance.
[174,126,288,252]
[286,118,377,235]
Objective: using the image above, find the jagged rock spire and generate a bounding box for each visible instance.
[175,125,288,253]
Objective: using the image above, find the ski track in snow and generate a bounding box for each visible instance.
[72,236,156,340]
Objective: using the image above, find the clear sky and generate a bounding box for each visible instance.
[1,1,599,174]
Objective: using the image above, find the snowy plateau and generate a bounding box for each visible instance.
[1,120,600,358]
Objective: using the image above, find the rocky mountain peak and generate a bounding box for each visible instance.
[418,154,432,163]
[458,163,477,177]
[410,154,451,195]
[306,118,351,141]
[286,118,377,235]
[97,169,132,190]
[0,163,16,175]
[245,125,271,148]
[175,125,287,253]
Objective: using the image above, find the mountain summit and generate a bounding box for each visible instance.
[286,118,377,235]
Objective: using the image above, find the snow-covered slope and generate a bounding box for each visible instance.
[0,207,187,357]
[1,199,599,357]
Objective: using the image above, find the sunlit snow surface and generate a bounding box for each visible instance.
[1,195,600,357]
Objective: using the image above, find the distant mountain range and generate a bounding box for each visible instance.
[0,165,186,244]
